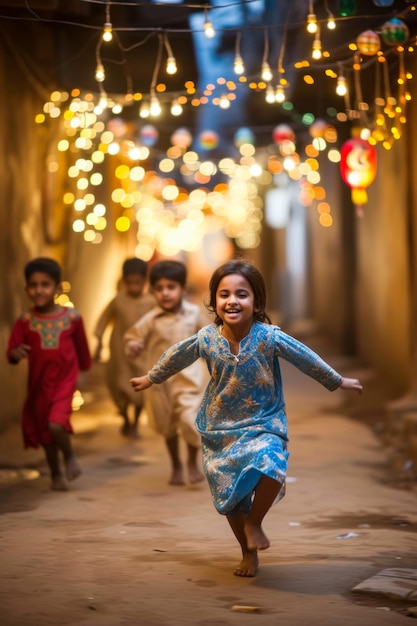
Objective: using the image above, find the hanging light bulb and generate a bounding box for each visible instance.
[265,85,275,103]
[275,84,286,103]
[261,62,273,82]
[307,13,318,34]
[95,62,105,82]
[170,98,183,116]
[307,0,317,33]
[102,22,113,42]
[139,102,150,119]
[327,13,336,30]
[336,74,348,96]
[150,95,161,117]
[312,31,322,60]
[234,53,245,75]
[219,95,231,109]
[166,56,177,75]
[204,9,215,38]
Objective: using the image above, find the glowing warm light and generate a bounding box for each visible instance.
[102,22,113,42]
[307,13,318,34]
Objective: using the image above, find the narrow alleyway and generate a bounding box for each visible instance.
[0,357,416,626]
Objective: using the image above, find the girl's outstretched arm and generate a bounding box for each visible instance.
[340,377,363,393]
[130,374,153,392]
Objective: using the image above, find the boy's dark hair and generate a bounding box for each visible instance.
[122,257,148,278]
[207,259,272,325]
[149,260,187,288]
[24,257,61,284]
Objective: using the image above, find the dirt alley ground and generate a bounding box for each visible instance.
[0,357,416,626]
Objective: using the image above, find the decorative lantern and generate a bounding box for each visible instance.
[234,127,255,148]
[198,130,219,151]
[139,124,159,147]
[338,0,356,17]
[357,30,380,56]
[171,127,192,148]
[381,18,409,46]
[309,119,329,139]
[340,138,377,215]
[272,124,295,145]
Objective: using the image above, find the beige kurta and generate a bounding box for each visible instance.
[124,300,210,445]
[94,291,155,414]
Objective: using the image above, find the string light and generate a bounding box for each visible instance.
[170,98,183,116]
[261,29,272,82]
[275,84,286,103]
[204,8,215,39]
[325,0,336,30]
[265,85,275,103]
[164,34,177,75]
[336,73,348,96]
[307,0,318,34]
[233,32,245,75]
[102,1,113,42]
[312,27,322,60]
[95,62,105,82]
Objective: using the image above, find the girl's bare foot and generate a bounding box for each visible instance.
[51,476,69,491]
[244,522,270,550]
[169,466,185,486]
[187,464,204,484]
[233,551,259,577]
[65,456,81,482]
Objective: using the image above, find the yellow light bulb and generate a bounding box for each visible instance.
[307,14,317,34]
[166,56,177,75]
[103,22,113,42]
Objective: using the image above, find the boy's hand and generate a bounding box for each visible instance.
[10,344,31,361]
[340,377,363,394]
[130,375,153,392]
[125,339,144,358]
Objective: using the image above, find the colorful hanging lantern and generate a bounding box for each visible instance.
[139,124,159,147]
[309,119,329,139]
[338,0,356,17]
[198,130,219,151]
[356,30,380,56]
[272,124,295,145]
[340,138,377,215]
[234,127,255,148]
[381,18,409,46]
[171,127,192,148]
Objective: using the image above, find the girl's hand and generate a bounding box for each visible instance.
[130,375,153,392]
[125,339,144,358]
[10,344,31,362]
[340,377,363,394]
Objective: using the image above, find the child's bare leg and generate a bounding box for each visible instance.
[186,444,204,484]
[245,475,282,550]
[227,512,259,577]
[43,444,68,491]
[128,404,141,439]
[165,434,184,485]
[48,422,81,482]
[119,407,130,436]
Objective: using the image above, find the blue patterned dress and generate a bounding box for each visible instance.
[148,322,343,515]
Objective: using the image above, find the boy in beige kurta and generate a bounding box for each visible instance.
[124,260,209,485]
[94,258,155,437]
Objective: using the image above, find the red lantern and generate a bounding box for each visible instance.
[340,138,377,215]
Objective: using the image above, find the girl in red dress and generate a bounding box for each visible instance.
[6,257,91,491]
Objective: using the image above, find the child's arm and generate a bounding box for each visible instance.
[8,343,31,363]
[93,299,115,362]
[130,374,153,391]
[6,318,31,364]
[339,377,363,393]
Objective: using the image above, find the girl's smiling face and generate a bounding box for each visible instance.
[215,273,256,333]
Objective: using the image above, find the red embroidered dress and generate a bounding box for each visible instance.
[7,307,91,448]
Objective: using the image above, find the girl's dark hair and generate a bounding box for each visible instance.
[149,260,187,287]
[207,259,272,325]
[122,257,147,278]
[24,257,61,284]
